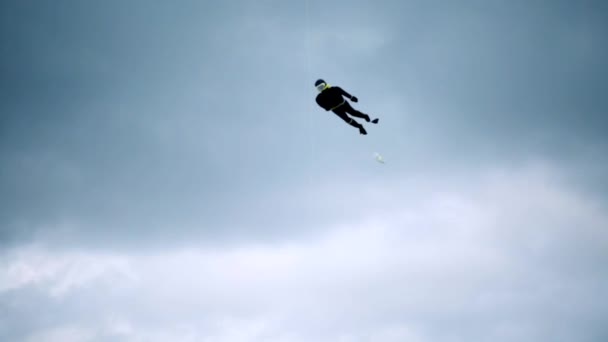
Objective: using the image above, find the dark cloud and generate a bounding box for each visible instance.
[0,5,606,329]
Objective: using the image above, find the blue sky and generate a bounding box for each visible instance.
[1,1,607,341]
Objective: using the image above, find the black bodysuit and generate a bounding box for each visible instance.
[315,86,369,126]
[315,86,353,111]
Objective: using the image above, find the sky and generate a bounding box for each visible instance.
[1,0,607,341]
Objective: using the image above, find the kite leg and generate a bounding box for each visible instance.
[343,102,378,124]
[333,108,367,135]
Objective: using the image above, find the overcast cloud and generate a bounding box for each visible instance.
[1,0,607,341]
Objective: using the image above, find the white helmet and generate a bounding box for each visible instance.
[315,79,328,92]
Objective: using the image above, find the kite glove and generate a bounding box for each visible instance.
[350,96,358,102]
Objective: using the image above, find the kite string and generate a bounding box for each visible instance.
[304,0,314,185]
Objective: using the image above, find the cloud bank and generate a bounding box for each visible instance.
[2,163,606,342]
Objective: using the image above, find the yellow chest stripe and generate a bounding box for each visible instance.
[330,100,346,111]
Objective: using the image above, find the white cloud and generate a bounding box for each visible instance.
[0,246,136,297]
[24,325,95,342]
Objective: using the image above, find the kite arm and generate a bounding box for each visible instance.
[337,87,358,102]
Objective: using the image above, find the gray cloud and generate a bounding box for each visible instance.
[2,0,607,247]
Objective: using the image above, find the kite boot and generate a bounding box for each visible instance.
[365,115,379,124]
[348,118,367,135]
